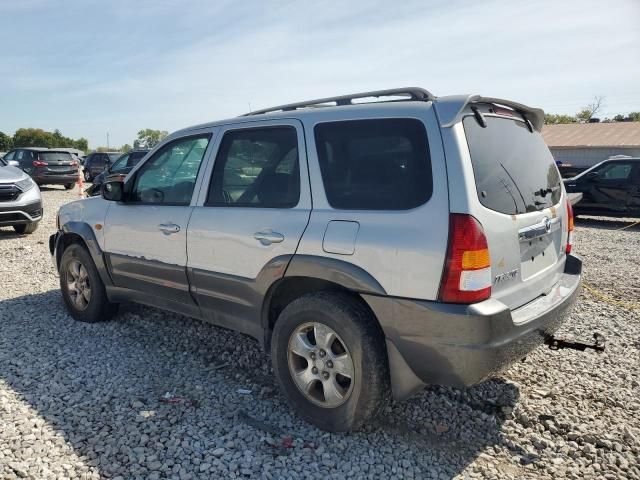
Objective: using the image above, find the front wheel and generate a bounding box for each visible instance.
[83,171,92,182]
[60,244,118,322]
[271,292,390,432]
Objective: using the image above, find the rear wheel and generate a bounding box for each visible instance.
[60,244,118,322]
[271,292,390,432]
[13,222,38,234]
[64,182,75,190]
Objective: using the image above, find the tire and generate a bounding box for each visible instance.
[271,291,390,432]
[84,171,92,182]
[60,244,118,322]
[13,222,38,234]
[64,182,75,190]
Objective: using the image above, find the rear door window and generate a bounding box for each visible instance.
[463,115,561,214]
[206,127,300,208]
[314,118,432,210]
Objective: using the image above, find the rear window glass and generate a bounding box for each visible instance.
[314,119,432,210]
[463,116,561,214]
[40,152,72,162]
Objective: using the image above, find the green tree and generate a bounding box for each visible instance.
[13,128,54,147]
[120,143,133,153]
[52,129,64,147]
[576,96,605,122]
[74,138,89,151]
[0,131,12,150]
[11,128,88,151]
[136,129,168,149]
[613,112,640,122]
[545,114,577,125]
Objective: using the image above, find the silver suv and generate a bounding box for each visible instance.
[50,88,581,432]
[0,156,42,234]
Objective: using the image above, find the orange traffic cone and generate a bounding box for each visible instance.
[77,168,85,198]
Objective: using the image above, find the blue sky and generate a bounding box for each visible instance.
[1,0,639,149]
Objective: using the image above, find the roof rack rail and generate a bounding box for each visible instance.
[242,87,435,116]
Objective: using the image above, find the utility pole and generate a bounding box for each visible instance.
[106,132,110,151]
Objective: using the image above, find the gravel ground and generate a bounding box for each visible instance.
[1,186,639,480]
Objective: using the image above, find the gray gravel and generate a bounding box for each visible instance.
[1,186,639,479]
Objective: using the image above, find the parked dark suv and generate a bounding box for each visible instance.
[3,148,79,189]
[86,150,149,196]
[564,156,640,217]
[83,152,121,182]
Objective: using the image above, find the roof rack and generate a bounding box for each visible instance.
[242,87,435,116]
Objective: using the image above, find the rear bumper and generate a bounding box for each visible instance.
[364,254,582,400]
[34,173,78,184]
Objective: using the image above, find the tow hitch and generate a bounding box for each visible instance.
[545,332,606,352]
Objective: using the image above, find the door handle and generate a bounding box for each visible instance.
[158,223,180,235]
[254,230,284,245]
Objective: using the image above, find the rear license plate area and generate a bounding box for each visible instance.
[520,233,560,280]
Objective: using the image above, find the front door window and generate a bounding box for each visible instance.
[130,135,211,205]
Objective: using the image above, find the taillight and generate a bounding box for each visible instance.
[438,214,492,304]
[32,160,48,167]
[566,201,574,254]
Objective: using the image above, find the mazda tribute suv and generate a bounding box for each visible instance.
[50,88,581,432]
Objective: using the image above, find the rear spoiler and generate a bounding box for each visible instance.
[434,95,545,132]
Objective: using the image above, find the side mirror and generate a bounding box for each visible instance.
[586,171,599,180]
[102,179,124,201]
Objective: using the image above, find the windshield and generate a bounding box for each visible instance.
[464,115,561,214]
[110,154,128,171]
[127,151,148,167]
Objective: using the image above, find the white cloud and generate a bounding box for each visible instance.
[1,0,638,147]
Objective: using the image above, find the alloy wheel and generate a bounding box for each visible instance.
[287,322,355,408]
[66,259,92,311]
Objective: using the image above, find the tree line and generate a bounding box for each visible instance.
[545,96,640,125]
[0,128,88,152]
[0,128,168,153]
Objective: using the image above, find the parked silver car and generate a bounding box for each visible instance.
[50,88,581,431]
[0,156,42,234]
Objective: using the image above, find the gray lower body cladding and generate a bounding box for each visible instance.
[364,254,582,400]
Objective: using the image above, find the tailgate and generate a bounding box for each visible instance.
[38,151,78,174]
[462,108,569,310]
